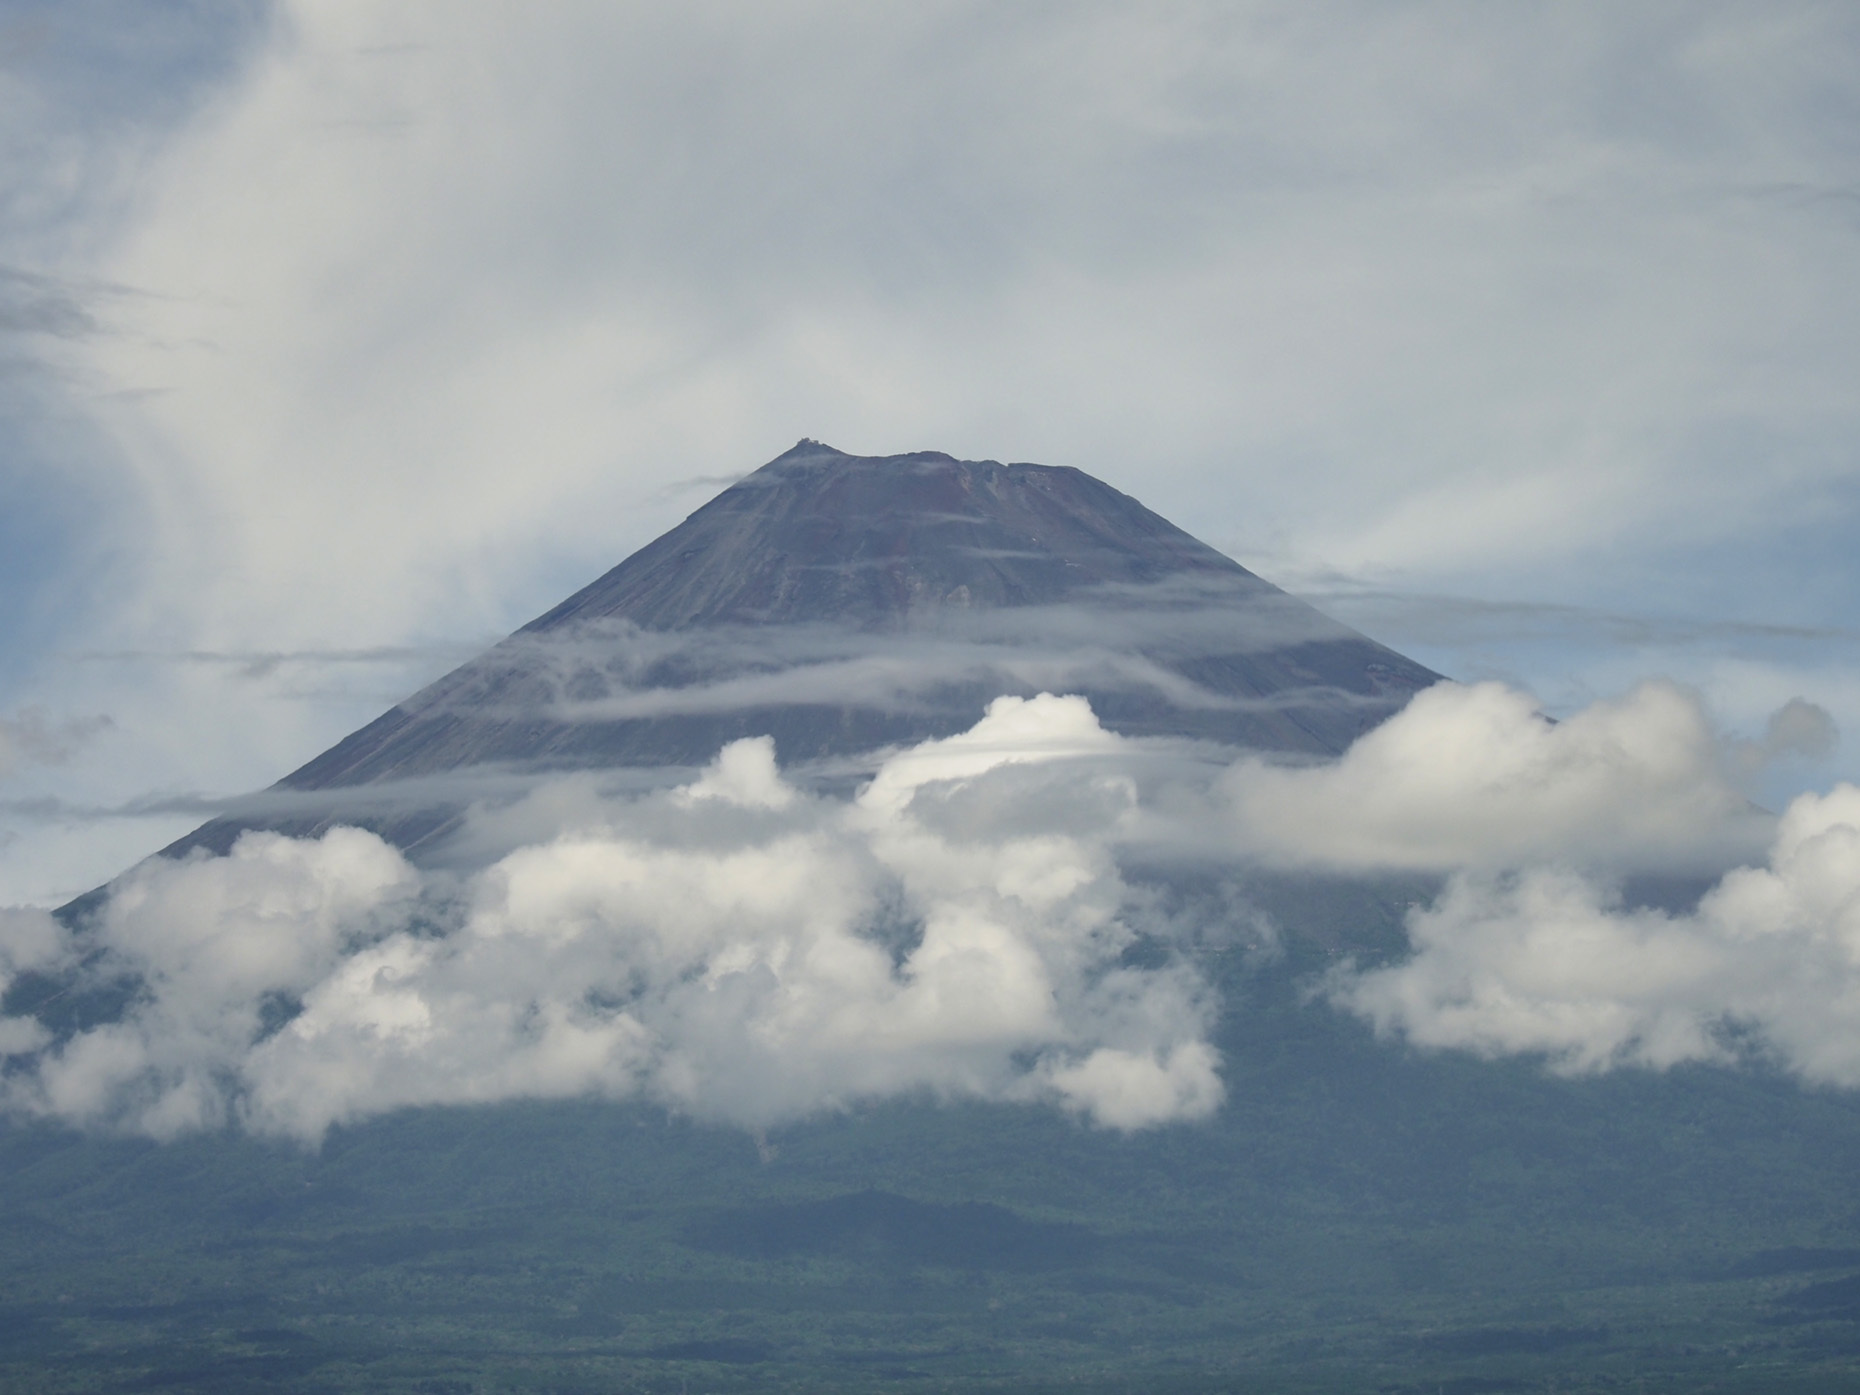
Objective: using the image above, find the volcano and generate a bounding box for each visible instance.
[165,440,1438,859]
[18,444,1860,1395]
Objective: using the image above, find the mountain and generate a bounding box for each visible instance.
[162,441,1438,859]
[18,444,1860,1394]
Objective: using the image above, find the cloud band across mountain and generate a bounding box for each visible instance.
[0,679,1852,1142]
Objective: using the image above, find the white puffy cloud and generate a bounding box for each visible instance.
[1199,677,1860,1084]
[20,826,417,1138]
[4,676,1855,1143]
[1335,783,1860,1083]
[10,695,1221,1142]
[1217,679,1773,873]
[1039,1041,1223,1130]
[673,734,794,811]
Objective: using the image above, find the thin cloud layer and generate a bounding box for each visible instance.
[0,706,111,775]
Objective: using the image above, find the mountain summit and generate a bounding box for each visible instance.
[524,439,1319,627]
[166,442,1438,858]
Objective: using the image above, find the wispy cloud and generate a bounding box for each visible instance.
[1302,586,1860,654]
[0,707,111,776]
[646,473,749,505]
[68,644,485,681]
[0,265,99,339]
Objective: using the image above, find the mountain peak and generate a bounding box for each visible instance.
[532,446,1262,635]
[769,436,847,461]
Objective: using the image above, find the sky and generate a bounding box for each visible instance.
[1,0,1859,912]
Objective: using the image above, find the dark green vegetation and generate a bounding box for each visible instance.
[3,906,1860,1395]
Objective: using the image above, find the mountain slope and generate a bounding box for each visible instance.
[164,442,1437,859]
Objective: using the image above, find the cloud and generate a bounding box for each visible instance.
[1216,680,1776,874]
[406,586,1391,737]
[1298,585,1860,656]
[1334,784,1860,1084]
[0,265,99,340]
[70,645,480,681]
[0,706,111,776]
[6,675,1858,1141]
[24,825,416,1138]
[62,1,1860,655]
[10,696,1221,1142]
[1759,696,1838,762]
[0,903,66,1055]
[1200,679,1860,1089]
[1039,1041,1224,1131]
